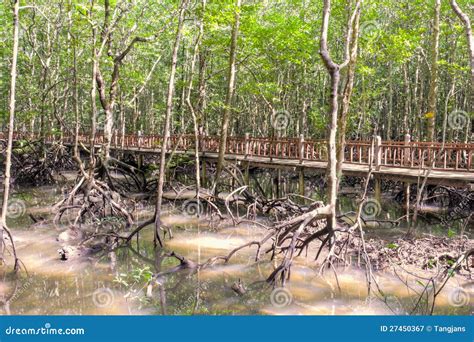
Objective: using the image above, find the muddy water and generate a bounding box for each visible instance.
[0,184,472,316]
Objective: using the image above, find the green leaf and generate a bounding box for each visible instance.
[386,243,399,250]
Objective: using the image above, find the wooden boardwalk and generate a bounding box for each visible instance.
[118,148,474,186]
[5,132,474,186]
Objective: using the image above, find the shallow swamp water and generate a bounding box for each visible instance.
[0,178,472,316]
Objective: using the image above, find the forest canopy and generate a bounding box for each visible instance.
[0,0,471,142]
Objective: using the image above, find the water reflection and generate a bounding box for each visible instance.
[0,180,471,316]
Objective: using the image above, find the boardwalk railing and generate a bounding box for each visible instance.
[2,132,473,172]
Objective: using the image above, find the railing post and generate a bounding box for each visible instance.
[374,135,382,170]
[298,134,304,164]
[244,133,250,158]
[468,147,472,172]
[404,134,411,166]
[137,130,142,150]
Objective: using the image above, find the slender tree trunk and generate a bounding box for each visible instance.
[186,0,206,207]
[426,0,441,141]
[442,77,456,144]
[1,0,20,271]
[197,50,208,132]
[450,0,473,143]
[415,56,425,140]
[154,0,189,245]
[450,0,474,92]
[89,1,98,172]
[319,0,361,231]
[73,35,80,160]
[412,60,420,139]
[403,63,411,135]
[94,0,152,163]
[336,4,361,181]
[215,0,242,181]
[387,62,393,140]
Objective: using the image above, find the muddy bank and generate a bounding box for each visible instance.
[345,235,473,280]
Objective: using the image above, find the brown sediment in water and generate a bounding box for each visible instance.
[1,182,472,316]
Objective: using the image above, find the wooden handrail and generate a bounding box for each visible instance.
[1,132,472,172]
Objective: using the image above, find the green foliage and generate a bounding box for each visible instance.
[386,242,399,250]
[167,154,193,169]
[114,266,154,288]
[0,0,470,142]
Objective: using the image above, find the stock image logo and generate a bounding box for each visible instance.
[7,199,26,219]
[361,199,381,220]
[174,281,210,314]
[448,110,469,130]
[225,227,256,266]
[92,288,115,308]
[359,20,381,40]
[448,286,471,308]
[9,277,33,303]
[4,322,85,336]
[271,110,291,132]
[365,294,404,314]
[270,287,293,308]
[181,199,204,217]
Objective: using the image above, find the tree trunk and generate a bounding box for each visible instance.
[403,62,411,135]
[154,0,189,245]
[336,4,361,181]
[94,0,153,162]
[186,0,206,212]
[216,0,242,180]
[387,62,393,140]
[197,50,208,133]
[426,0,441,141]
[89,2,98,171]
[0,0,20,271]
[450,0,473,143]
[319,0,361,231]
[442,77,456,144]
[450,0,474,92]
[72,33,80,160]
